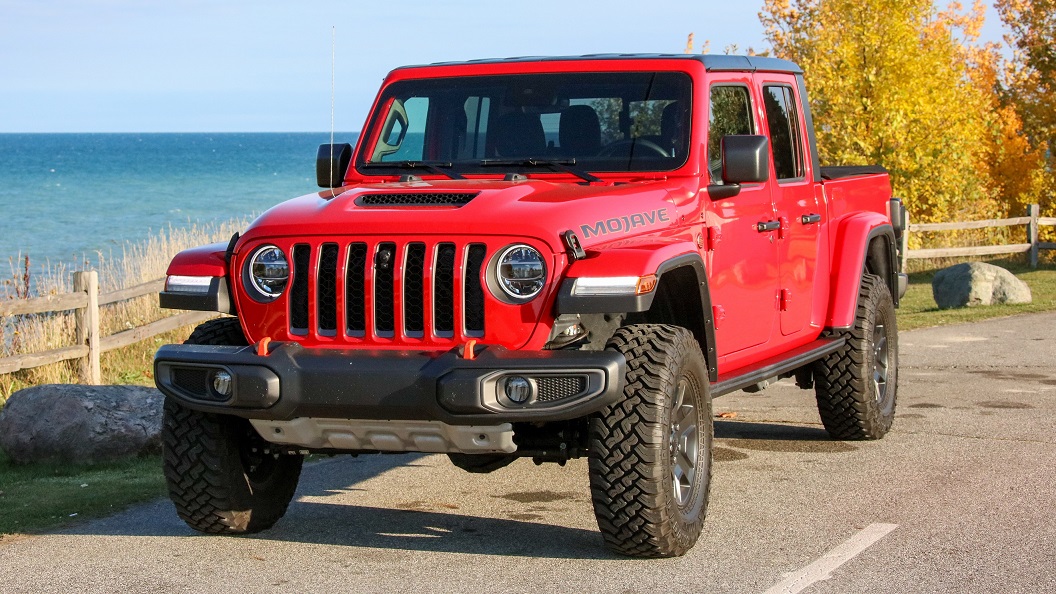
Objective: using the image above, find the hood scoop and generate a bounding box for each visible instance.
[355,192,480,207]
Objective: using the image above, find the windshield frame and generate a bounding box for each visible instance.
[352,68,696,179]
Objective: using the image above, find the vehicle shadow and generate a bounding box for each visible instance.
[713,420,858,454]
[714,420,832,440]
[61,453,614,560]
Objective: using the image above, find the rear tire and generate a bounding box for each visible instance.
[813,274,898,440]
[588,324,712,558]
[162,318,304,534]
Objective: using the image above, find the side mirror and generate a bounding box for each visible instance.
[707,135,770,200]
[316,143,352,188]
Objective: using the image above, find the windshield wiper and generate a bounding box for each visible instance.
[361,161,465,180]
[479,158,601,183]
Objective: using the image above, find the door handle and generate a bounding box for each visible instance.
[801,213,821,224]
[756,220,781,232]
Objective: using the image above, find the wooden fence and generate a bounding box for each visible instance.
[2,204,1053,386]
[901,203,1056,271]
[0,271,216,385]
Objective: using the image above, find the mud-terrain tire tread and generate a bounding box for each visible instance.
[185,317,246,347]
[813,273,898,440]
[447,453,517,474]
[162,318,303,534]
[588,324,712,558]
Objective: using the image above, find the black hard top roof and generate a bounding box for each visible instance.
[396,53,803,75]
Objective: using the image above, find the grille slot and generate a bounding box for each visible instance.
[536,376,588,403]
[356,192,479,207]
[290,244,310,333]
[434,243,456,335]
[403,243,426,335]
[282,240,487,341]
[346,243,367,335]
[374,242,397,336]
[464,244,487,336]
[317,243,339,334]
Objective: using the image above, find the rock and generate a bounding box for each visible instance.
[931,262,1032,309]
[0,385,163,465]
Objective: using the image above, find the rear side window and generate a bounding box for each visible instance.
[708,85,754,183]
[763,85,805,180]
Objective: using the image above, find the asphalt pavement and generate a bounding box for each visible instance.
[1,312,1054,593]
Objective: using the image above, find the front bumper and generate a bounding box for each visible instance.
[154,342,625,426]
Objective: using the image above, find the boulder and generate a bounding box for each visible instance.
[931,262,1032,309]
[0,385,163,465]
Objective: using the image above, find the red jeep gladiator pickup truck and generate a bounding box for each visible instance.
[155,54,907,558]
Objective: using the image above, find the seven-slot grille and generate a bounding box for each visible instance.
[287,241,488,341]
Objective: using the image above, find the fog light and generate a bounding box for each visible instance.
[504,376,533,404]
[212,370,233,397]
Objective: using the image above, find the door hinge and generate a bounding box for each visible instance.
[706,226,722,251]
[712,305,726,328]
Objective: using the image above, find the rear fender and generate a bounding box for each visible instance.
[826,214,897,329]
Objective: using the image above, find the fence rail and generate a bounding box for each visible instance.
[901,204,1054,270]
[0,272,216,383]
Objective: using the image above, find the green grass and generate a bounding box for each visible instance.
[898,262,1056,330]
[0,449,166,537]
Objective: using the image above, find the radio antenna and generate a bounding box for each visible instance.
[329,25,336,195]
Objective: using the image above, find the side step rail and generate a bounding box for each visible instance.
[710,336,846,397]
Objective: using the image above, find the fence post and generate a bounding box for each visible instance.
[1028,203,1039,269]
[73,271,101,385]
[900,208,909,273]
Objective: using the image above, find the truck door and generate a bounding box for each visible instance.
[758,77,821,337]
[702,81,779,356]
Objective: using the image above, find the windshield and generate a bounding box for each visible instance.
[357,71,692,176]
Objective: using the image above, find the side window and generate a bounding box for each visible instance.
[763,85,805,180]
[708,85,754,183]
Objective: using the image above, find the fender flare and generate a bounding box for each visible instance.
[160,240,236,314]
[555,248,718,381]
[826,214,898,329]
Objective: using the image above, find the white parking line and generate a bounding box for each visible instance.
[762,523,898,594]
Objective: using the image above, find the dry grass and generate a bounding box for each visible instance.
[0,218,249,404]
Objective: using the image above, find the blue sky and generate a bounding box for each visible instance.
[0,1,1011,133]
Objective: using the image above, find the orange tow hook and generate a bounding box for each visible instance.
[462,339,477,360]
[256,337,272,357]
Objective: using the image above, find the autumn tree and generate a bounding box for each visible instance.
[997,0,1056,146]
[760,0,994,224]
[996,0,1055,225]
[968,41,1049,219]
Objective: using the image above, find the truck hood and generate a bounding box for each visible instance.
[239,178,699,254]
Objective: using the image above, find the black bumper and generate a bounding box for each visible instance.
[154,342,626,424]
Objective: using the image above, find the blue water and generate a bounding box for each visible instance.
[0,133,359,270]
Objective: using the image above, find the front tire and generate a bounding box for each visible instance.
[813,274,899,440]
[162,318,304,534]
[588,324,713,558]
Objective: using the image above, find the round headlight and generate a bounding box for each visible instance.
[496,244,546,300]
[247,245,288,300]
